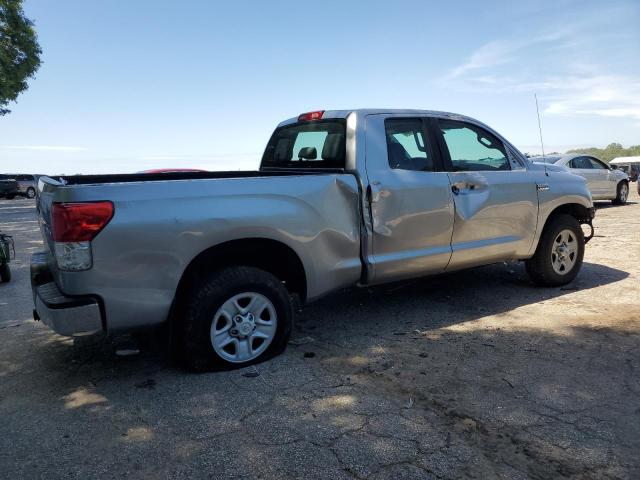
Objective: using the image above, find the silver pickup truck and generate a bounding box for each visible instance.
[31,109,595,370]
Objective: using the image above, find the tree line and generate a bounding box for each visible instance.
[566,143,640,163]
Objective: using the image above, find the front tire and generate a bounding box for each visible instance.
[0,263,11,283]
[179,266,293,371]
[525,214,584,286]
[612,181,628,205]
[26,187,36,199]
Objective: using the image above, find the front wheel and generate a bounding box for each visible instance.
[0,263,11,283]
[612,181,628,205]
[179,266,293,371]
[525,214,584,286]
[26,187,36,199]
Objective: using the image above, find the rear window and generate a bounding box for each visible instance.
[261,120,346,169]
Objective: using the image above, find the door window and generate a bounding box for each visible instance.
[384,118,435,171]
[588,157,608,170]
[570,157,593,169]
[438,120,510,171]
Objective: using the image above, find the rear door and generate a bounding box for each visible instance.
[364,115,454,283]
[435,118,539,269]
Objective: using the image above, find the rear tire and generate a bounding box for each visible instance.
[179,266,293,371]
[26,187,36,199]
[612,181,628,205]
[525,214,584,286]
[0,263,11,283]
[5,194,15,200]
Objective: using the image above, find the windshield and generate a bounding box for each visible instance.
[261,120,346,169]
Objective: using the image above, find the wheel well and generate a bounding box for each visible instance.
[174,238,307,306]
[545,203,592,225]
[534,203,594,251]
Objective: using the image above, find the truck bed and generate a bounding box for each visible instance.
[56,168,346,186]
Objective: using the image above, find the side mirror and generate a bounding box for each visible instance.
[610,164,618,170]
[298,147,317,160]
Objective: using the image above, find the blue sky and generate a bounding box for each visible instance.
[1,0,639,174]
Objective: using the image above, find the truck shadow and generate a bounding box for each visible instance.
[8,260,630,371]
[298,260,629,336]
[2,261,637,478]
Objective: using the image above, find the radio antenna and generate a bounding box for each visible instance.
[534,93,548,176]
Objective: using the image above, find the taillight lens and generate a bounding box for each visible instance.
[298,110,324,121]
[51,202,114,242]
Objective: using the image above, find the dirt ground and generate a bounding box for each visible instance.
[0,189,639,480]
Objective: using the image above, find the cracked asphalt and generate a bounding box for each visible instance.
[1,190,639,480]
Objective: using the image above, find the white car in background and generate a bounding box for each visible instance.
[533,154,630,205]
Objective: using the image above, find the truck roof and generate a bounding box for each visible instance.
[277,109,481,128]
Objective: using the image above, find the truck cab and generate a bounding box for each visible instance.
[265,110,593,285]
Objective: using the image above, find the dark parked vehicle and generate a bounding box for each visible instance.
[0,232,14,282]
[0,178,19,199]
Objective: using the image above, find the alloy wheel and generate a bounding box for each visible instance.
[210,292,277,363]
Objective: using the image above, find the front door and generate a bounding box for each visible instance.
[364,115,455,283]
[587,156,615,197]
[435,118,539,270]
[570,156,603,196]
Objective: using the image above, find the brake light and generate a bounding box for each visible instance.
[52,202,114,242]
[298,110,324,121]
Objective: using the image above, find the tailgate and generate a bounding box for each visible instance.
[36,176,62,255]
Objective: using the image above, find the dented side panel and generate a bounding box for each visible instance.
[363,114,455,284]
[45,174,362,331]
[446,170,539,270]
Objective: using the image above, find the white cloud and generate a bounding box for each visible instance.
[443,7,640,123]
[446,26,577,79]
[540,74,640,121]
[448,40,520,78]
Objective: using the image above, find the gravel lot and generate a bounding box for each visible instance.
[1,190,639,480]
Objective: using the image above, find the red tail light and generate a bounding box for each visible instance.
[51,202,114,242]
[298,110,324,121]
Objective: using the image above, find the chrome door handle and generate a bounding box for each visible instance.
[536,183,550,191]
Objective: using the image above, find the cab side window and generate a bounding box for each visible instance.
[384,118,435,172]
[438,120,510,171]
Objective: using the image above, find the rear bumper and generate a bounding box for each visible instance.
[31,252,103,336]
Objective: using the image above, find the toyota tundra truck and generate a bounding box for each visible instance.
[31,109,595,370]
